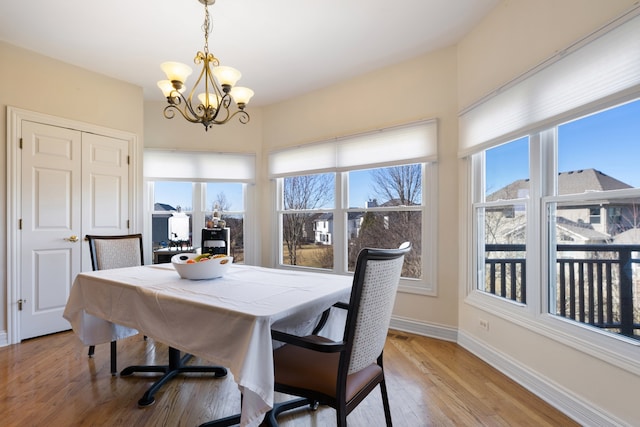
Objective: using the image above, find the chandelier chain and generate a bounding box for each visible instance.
[202,1,211,54]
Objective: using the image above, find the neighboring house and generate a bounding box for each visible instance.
[313,213,333,245]
[152,203,192,247]
[313,212,366,245]
[313,199,403,244]
[488,168,639,242]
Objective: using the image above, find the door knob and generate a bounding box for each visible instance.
[65,235,79,242]
[18,299,27,310]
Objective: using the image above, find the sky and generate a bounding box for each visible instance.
[155,182,244,213]
[486,98,640,194]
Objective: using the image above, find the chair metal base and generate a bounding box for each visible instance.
[265,398,317,427]
[198,397,316,427]
[120,346,227,407]
[198,413,241,427]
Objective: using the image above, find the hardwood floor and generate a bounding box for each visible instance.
[0,330,578,426]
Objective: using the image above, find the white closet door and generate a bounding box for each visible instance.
[19,124,131,340]
[20,121,82,339]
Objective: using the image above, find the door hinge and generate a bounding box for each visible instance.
[127,219,130,229]
[18,219,22,230]
[127,155,130,165]
[19,138,23,149]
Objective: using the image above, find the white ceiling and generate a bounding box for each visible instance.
[0,0,499,106]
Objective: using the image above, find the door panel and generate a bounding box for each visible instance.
[21,121,82,339]
[81,133,130,271]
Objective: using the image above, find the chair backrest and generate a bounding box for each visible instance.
[86,234,144,271]
[342,242,411,375]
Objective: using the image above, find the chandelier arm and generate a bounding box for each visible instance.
[209,108,250,126]
[163,103,207,126]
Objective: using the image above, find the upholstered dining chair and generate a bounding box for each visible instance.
[268,242,411,427]
[85,233,144,375]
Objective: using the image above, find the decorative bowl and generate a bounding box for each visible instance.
[171,253,233,280]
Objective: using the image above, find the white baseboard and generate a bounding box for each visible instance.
[0,331,8,347]
[390,315,458,342]
[388,317,627,427]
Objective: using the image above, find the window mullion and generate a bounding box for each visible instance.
[334,172,346,273]
[192,183,205,249]
[528,132,543,316]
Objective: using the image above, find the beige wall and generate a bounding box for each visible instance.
[457,0,639,424]
[143,100,263,152]
[0,41,144,337]
[261,46,461,328]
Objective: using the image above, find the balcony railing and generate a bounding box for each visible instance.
[484,244,640,339]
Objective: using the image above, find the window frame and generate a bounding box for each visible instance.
[146,180,252,263]
[466,101,640,376]
[274,163,438,295]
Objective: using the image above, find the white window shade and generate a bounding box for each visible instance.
[268,143,337,177]
[459,10,640,157]
[144,150,256,182]
[269,119,437,177]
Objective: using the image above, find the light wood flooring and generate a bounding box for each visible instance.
[0,330,579,426]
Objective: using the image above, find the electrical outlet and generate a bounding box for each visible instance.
[479,318,489,331]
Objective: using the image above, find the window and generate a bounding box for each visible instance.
[347,165,423,278]
[281,173,335,269]
[549,100,640,339]
[270,120,438,292]
[152,181,193,249]
[471,99,640,342]
[144,150,255,264]
[150,181,246,262]
[474,137,529,304]
[278,165,427,279]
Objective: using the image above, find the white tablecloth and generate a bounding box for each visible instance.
[63,263,352,426]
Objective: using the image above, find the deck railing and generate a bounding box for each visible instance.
[484,244,640,338]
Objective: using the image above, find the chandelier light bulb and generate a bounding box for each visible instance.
[212,66,242,89]
[161,62,193,87]
[157,80,185,97]
[229,86,254,108]
[198,92,219,108]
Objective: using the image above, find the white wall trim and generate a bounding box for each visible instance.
[390,316,457,342]
[458,331,628,427]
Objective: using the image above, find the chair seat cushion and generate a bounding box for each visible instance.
[273,335,383,402]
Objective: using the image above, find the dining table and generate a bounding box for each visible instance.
[63,262,352,427]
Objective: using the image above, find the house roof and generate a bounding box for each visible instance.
[154,203,176,212]
[557,169,632,194]
[487,168,632,201]
[556,216,610,242]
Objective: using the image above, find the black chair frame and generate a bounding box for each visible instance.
[267,242,411,426]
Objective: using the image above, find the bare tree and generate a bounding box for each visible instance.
[283,174,333,265]
[371,164,421,206]
[350,165,422,277]
[214,192,231,213]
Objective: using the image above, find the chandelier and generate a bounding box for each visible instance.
[157,0,253,130]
